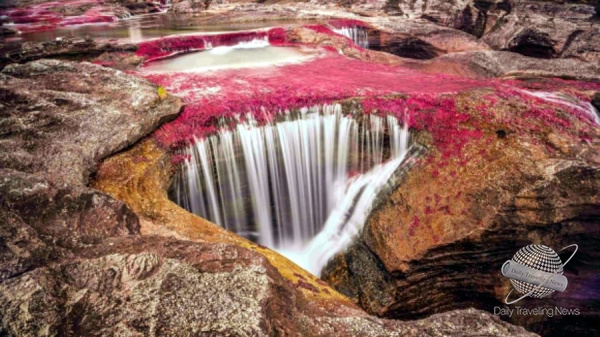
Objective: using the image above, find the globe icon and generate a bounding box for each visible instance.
[510,244,564,298]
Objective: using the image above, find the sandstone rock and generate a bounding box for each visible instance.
[0,59,181,189]
[322,88,600,337]
[479,1,600,63]
[0,57,181,286]
[0,38,138,69]
[369,19,491,59]
[422,50,600,80]
[0,55,537,336]
[0,221,539,337]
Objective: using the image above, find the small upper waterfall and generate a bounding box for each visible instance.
[331,26,369,49]
[141,35,315,72]
[520,90,600,125]
[172,103,410,273]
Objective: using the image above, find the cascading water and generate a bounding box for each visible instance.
[332,26,369,49]
[172,103,411,274]
[520,90,600,125]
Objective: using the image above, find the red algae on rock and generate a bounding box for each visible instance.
[0,0,123,33]
[138,52,482,148]
[136,28,288,62]
[132,32,598,164]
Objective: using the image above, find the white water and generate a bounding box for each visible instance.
[332,26,369,49]
[142,37,315,72]
[173,104,410,273]
[277,152,410,275]
[521,90,600,125]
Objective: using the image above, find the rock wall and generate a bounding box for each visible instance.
[322,88,600,337]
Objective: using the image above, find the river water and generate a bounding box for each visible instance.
[1,13,313,43]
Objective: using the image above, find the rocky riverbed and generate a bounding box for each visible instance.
[1,1,599,336]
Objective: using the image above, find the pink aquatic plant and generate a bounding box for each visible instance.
[130,32,597,160]
[136,28,288,62]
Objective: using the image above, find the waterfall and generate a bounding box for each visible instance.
[207,36,270,55]
[331,27,369,49]
[278,145,423,275]
[173,103,410,273]
[520,90,600,125]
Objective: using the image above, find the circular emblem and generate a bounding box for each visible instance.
[510,245,563,298]
[501,243,578,304]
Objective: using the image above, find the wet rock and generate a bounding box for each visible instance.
[0,26,17,36]
[592,92,600,111]
[0,59,181,189]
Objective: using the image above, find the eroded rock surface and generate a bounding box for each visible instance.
[0,38,139,69]
[422,50,600,80]
[0,59,180,189]
[322,88,600,337]
[1,217,539,337]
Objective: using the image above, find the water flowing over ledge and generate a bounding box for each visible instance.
[520,90,600,125]
[142,37,315,73]
[136,28,287,62]
[331,26,369,49]
[172,104,411,273]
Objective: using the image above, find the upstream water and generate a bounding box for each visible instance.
[520,90,600,125]
[1,13,314,43]
[142,37,316,72]
[172,104,411,274]
[332,26,369,49]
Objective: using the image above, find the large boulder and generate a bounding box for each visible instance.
[369,19,491,59]
[0,59,180,189]
[322,86,600,337]
[420,50,600,80]
[481,2,600,63]
[0,38,139,70]
[0,57,180,280]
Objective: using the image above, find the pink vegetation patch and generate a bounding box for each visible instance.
[0,0,168,33]
[136,28,287,62]
[133,33,598,160]
[138,50,481,148]
[304,24,338,36]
